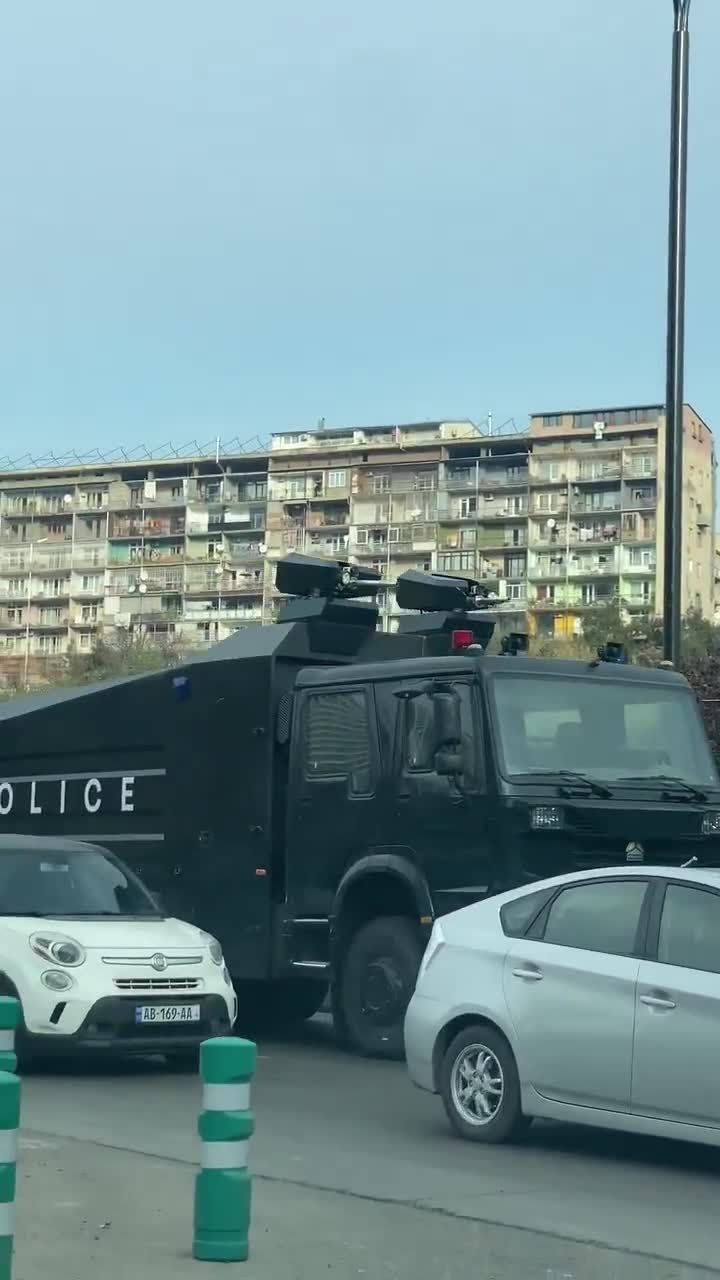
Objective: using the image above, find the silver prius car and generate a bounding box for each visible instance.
[405,865,720,1146]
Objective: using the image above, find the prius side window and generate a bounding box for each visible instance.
[500,888,554,937]
[541,880,648,956]
[657,884,720,973]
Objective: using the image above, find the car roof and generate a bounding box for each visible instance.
[497,864,720,898]
[0,834,109,856]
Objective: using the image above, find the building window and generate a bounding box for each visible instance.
[438,552,475,573]
[372,474,391,494]
[37,634,62,654]
[508,583,525,601]
[505,556,525,578]
[542,415,563,427]
[459,497,477,518]
[327,470,347,489]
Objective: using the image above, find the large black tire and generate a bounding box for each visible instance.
[235,978,328,1033]
[439,1024,530,1144]
[338,916,424,1060]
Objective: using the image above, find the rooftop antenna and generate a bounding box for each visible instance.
[487,411,493,436]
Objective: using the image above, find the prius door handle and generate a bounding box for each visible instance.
[511,967,543,981]
[640,994,676,1010]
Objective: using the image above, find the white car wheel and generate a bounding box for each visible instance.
[440,1024,530,1144]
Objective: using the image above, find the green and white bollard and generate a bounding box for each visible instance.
[0,1072,20,1279]
[0,1003,18,1076]
[193,1037,256,1263]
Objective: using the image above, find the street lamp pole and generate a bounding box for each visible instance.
[662,0,691,664]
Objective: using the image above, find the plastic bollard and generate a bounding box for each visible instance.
[0,1072,20,1280]
[0,1004,18,1077]
[193,1037,256,1263]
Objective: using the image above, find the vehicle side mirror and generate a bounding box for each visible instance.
[432,690,463,775]
[435,747,464,776]
[433,690,462,749]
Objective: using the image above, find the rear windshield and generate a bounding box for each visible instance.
[0,847,160,918]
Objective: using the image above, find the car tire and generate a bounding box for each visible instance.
[339,916,424,1060]
[439,1024,530,1144]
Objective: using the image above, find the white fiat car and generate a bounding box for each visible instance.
[0,834,237,1060]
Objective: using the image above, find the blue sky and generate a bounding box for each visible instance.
[1,0,718,457]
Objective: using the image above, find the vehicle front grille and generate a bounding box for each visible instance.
[113,978,202,992]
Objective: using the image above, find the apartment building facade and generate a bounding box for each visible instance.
[0,404,712,680]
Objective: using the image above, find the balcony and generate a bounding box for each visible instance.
[622,487,657,511]
[306,508,350,531]
[32,614,69,629]
[621,518,656,543]
[227,543,266,562]
[575,462,622,482]
[72,550,107,569]
[109,549,184,568]
[621,593,656,610]
[442,467,529,491]
[353,473,438,499]
[570,496,621,515]
[567,556,619,578]
[110,517,186,539]
[529,467,570,486]
[531,498,568,518]
[622,559,656,575]
[528,562,567,580]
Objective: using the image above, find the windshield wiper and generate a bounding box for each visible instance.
[618,774,707,803]
[510,770,612,798]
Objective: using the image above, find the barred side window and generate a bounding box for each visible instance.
[304,691,372,792]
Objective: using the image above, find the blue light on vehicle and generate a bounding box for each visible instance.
[530,806,564,831]
[172,676,191,702]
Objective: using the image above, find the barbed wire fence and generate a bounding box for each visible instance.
[0,436,270,472]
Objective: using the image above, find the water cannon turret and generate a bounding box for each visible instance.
[275,553,381,628]
[394,569,497,653]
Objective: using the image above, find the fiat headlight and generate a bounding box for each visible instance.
[30,933,86,967]
[201,932,223,966]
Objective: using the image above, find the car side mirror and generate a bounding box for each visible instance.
[435,748,464,776]
[433,690,462,749]
[432,689,463,775]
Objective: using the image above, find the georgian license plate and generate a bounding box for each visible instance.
[134,1005,201,1025]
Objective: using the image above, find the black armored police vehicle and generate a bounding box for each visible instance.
[0,552,717,1058]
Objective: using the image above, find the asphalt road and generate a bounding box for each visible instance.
[18,1017,720,1275]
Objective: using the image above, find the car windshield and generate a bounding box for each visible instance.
[0,846,161,918]
[489,673,719,788]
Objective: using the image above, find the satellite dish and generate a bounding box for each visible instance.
[138,583,148,595]
[546,518,557,529]
[63,494,73,505]
[258,543,267,555]
[127,584,136,594]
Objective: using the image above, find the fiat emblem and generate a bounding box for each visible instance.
[151,953,167,972]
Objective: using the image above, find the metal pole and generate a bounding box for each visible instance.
[663,0,691,663]
[23,542,32,689]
